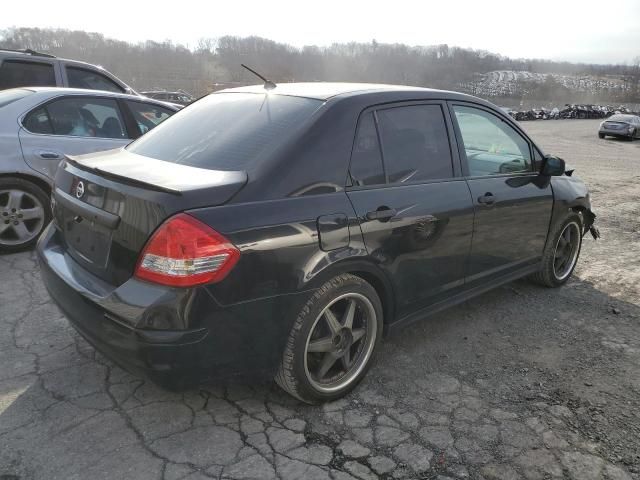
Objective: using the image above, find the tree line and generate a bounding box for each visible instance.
[1,27,638,102]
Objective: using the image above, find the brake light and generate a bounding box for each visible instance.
[134,213,240,287]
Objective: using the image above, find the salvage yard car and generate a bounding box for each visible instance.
[598,114,640,140]
[0,87,179,251]
[37,82,598,404]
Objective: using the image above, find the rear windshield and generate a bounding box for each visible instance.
[608,114,634,122]
[127,92,323,171]
[0,88,33,108]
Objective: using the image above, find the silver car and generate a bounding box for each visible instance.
[0,87,180,252]
[598,114,640,140]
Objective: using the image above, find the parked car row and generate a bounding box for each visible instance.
[502,104,638,122]
[1,49,600,403]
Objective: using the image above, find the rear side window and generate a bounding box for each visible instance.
[24,97,127,138]
[127,93,323,171]
[350,112,385,186]
[376,105,454,183]
[66,66,124,93]
[0,60,56,89]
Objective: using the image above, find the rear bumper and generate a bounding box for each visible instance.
[37,224,306,388]
[599,128,633,138]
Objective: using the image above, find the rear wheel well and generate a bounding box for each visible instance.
[0,173,51,198]
[350,270,394,326]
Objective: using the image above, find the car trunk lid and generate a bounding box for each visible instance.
[52,148,247,286]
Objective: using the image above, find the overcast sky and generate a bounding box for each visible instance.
[3,0,639,65]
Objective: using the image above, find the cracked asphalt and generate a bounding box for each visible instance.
[1,119,639,480]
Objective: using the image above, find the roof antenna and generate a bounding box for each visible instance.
[241,64,277,90]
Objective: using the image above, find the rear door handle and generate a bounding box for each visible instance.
[477,193,495,205]
[366,207,397,221]
[37,151,62,159]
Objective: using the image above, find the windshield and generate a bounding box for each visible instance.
[0,88,33,108]
[127,92,323,171]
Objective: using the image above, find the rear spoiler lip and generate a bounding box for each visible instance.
[65,157,182,195]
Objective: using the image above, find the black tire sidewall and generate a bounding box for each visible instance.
[0,178,51,253]
[292,276,383,403]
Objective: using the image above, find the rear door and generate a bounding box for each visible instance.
[19,95,131,179]
[449,102,553,284]
[346,102,474,318]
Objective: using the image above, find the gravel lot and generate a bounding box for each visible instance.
[1,119,639,480]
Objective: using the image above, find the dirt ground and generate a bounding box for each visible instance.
[1,119,639,480]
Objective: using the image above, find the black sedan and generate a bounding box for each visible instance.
[37,82,598,403]
[599,114,640,140]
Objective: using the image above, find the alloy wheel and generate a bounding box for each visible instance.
[303,292,377,393]
[553,221,581,281]
[0,189,46,247]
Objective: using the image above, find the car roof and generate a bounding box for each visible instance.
[217,82,460,100]
[7,87,180,110]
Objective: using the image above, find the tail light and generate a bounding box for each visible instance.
[134,213,240,287]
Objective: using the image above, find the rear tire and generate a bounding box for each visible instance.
[531,213,583,288]
[275,274,383,404]
[0,178,51,253]
[629,130,636,141]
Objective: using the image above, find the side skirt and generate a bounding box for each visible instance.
[385,263,540,335]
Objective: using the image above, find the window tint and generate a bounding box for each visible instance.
[23,107,53,134]
[376,105,453,183]
[66,67,124,93]
[0,61,56,89]
[29,97,127,138]
[127,93,323,171]
[453,105,532,176]
[125,100,174,137]
[350,112,385,186]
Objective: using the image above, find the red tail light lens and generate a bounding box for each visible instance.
[134,213,240,287]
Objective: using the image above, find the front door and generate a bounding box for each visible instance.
[449,103,553,284]
[19,95,131,179]
[346,102,474,319]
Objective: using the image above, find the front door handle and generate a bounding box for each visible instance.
[37,151,62,159]
[477,192,495,205]
[366,207,397,221]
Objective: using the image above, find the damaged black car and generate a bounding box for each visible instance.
[37,82,598,404]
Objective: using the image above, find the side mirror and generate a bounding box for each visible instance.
[540,155,565,176]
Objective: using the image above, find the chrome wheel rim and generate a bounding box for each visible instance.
[0,189,46,246]
[304,292,377,393]
[553,221,581,281]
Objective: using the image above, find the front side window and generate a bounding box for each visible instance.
[127,93,323,171]
[376,105,453,183]
[125,100,175,137]
[0,60,56,89]
[66,66,124,93]
[24,97,126,138]
[349,112,385,186]
[453,105,532,176]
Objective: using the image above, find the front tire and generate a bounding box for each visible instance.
[531,213,583,288]
[598,133,605,139]
[0,178,51,253]
[275,274,383,404]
